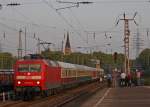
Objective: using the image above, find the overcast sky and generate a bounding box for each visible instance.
[0,0,150,59]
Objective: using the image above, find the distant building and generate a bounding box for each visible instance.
[64,32,71,55]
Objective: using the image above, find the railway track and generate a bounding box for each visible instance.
[55,82,105,107]
[0,82,106,107]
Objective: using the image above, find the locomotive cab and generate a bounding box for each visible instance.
[15,63,42,87]
[14,55,45,100]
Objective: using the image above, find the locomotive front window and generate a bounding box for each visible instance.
[29,64,41,72]
[18,64,41,72]
[18,64,29,72]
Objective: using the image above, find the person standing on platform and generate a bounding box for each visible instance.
[136,70,141,86]
[107,73,112,87]
[112,69,117,88]
[126,73,132,87]
[120,72,126,87]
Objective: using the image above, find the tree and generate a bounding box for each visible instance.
[41,50,124,70]
[0,52,16,69]
[138,48,150,73]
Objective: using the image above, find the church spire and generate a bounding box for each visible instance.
[64,31,71,55]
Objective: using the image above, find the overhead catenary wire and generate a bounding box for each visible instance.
[42,0,88,43]
[68,8,87,34]
[0,18,47,42]
[68,8,91,44]
[64,4,125,49]
[0,16,57,31]
[88,0,150,4]
[11,7,56,29]
[3,0,148,6]
[0,33,37,54]
[1,43,35,53]
[0,20,49,54]
[6,0,126,45]
[0,0,149,55]
[6,4,67,36]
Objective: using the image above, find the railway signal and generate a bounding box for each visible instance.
[113,52,118,63]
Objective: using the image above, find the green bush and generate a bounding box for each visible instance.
[144,77,150,85]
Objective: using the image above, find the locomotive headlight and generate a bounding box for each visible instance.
[17,81,21,84]
[37,81,40,84]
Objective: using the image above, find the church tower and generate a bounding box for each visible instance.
[64,32,71,55]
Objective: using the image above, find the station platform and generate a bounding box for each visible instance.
[80,86,150,107]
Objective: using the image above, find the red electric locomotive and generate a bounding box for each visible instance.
[14,54,103,100]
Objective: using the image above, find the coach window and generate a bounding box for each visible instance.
[30,64,41,72]
[18,64,29,72]
[65,69,67,77]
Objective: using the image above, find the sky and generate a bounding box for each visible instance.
[0,0,150,59]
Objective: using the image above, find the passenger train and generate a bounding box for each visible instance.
[14,54,104,100]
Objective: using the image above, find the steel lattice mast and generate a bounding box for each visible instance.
[116,12,138,74]
[123,16,130,75]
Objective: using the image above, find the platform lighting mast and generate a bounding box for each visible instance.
[37,37,41,54]
[116,12,138,75]
[18,29,22,59]
[24,27,27,56]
